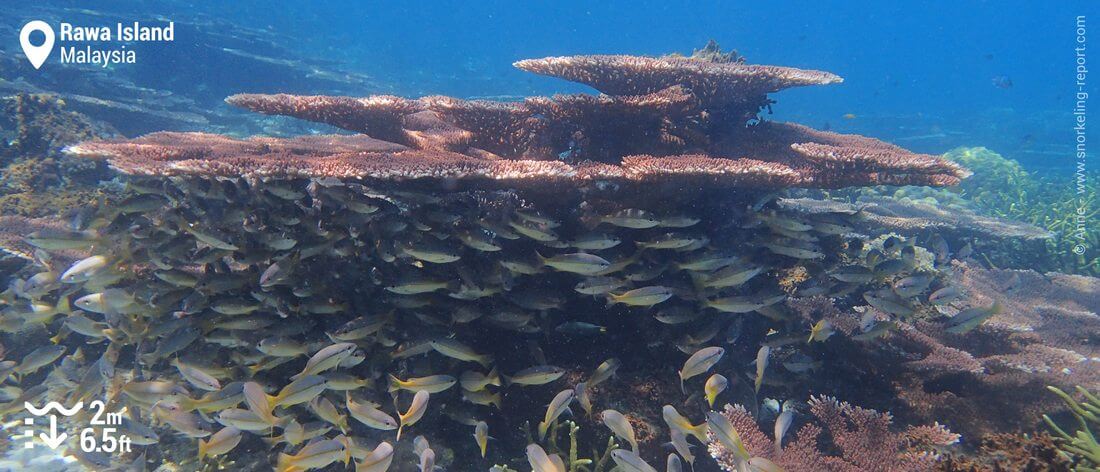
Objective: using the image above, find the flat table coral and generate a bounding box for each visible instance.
[68,49,967,190]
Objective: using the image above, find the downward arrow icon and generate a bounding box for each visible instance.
[39,415,67,449]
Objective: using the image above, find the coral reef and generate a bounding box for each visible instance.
[1045,385,1100,469]
[937,432,1072,472]
[849,147,1098,276]
[0,94,120,218]
[71,49,967,189]
[776,196,1052,241]
[707,396,958,472]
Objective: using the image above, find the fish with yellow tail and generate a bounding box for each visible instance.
[538,389,575,441]
[397,390,430,440]
[198,426,241,461]
[387,374,456,393]
[354,441,394,472]
[754,345,771,394]
[678,346,723,393]
[606,286,674,307]
[807,319,835,343]
[661,405,708,442]
[527,444,566,472]
[706,410,750,461]
[474,421,491,458]
[601,409,638,453]
[274,438,348,472]
[705,374,728,407]
[611,449,658,472]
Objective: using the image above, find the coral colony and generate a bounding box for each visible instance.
[0,44,1093,471]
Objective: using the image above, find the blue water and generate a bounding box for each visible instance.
[158,0,1090,171]
[22,1,1093,170]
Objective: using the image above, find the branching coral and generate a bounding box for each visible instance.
[1045,385,1100,469]
[707,397,958,472]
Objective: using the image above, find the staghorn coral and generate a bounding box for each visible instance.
[937,432,1072,472]
[852,262,1100,440]
[71,45,967,190]
[707,396,958,472]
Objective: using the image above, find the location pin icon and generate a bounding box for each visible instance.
[20,20,54,69]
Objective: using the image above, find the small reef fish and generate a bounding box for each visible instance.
[474,421,490,457]
[506,365,565,386]
[607,286,674,307]
[430,338,494,368]
[459,368,501,392]
[538,252,611,275]
[705,374,728,407]
[527,444,566,472]
[755,345,771,394]
[587,358,621,387]
[356,441,394,472]
[346,394,398,431]
[662,405,708,442]
[807,319,835,343]
[198,426,242,461]
[274,438,348,472]
[538,389,575,440]
[397,390,430,440]
[946,302,1003,334]
[387,374,457,393]
[611,449,659,472]
[775,410,794,453]
[678,346,724,392]
[601,409,638,453]
[707,410,749,461]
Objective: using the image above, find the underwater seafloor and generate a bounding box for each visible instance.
[0,12,1098,472]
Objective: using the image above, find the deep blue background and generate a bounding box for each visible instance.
[54,1,1100,171]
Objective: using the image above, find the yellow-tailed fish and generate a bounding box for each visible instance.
[661,405,708,442]
[670,429,695,466]
[274,438,348,472]
[356,441,394,472]
[587,358,621,387]
[242,382,279,427]
[705,374,728,407]
[397,390,430,440]
[294,342,356,379]
[706,410,749,461]
[474,421,490,458]
[459,368,501,392]
[574,382,594,416]
[388,374,457,394]
[538,252,611,275]
[611,449,658,472]
[198,426,241,460]
[505,365,565,386]
[430,338,494,368]
[678,346,723,392]
[607,286,674,307]
[346,393,398,431]
[538,389,575,440]
[755,346,771,394]
[601,409,638,453]
[775,410,794,453]
[171,358,221,392]
[807,319,835,343]
[309,396,349,434]
[526,444,565,472]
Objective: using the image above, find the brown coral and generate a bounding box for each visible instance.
[513,54,842,107]
[71,48,967,190]
[707,396,957,472]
